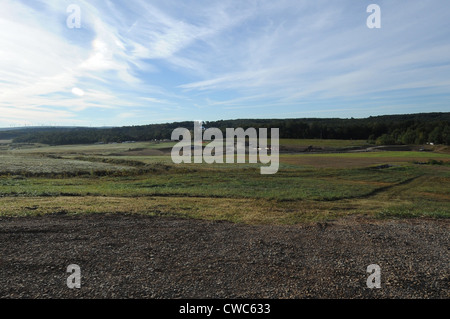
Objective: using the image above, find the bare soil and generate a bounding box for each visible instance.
[0,213,448,299]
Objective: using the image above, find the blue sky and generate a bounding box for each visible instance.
[0,0,449,127]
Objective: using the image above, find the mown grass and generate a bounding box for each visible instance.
[0,165,417,201]
[0,141,448,224]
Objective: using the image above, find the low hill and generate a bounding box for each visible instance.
[1,112,449,145]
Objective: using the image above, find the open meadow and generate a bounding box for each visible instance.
[0,139,448,223]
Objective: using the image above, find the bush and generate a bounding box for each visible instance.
[375,134,397,145]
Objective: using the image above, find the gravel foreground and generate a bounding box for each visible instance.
[0,213,448,299]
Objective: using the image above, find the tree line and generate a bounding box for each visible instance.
[4,112,450,145]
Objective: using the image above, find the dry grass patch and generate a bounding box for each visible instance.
[0,196,367,224]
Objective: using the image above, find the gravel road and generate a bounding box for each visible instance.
[0,213,448,299]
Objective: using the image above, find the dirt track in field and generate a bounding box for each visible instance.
[0,213,448,299]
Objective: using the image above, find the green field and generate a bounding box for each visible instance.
[0,139,448,224]
[279,138,370,147]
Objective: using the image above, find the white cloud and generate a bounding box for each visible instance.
[72,87,85,97]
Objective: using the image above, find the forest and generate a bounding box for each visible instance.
[3,112,449,146]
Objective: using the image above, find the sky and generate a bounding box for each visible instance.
[0,0,449,127]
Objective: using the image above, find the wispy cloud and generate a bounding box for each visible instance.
[0,0,449,126]
[180,1,450,101]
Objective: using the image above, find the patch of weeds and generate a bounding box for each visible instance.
[376,207,449,219]
[413,159,449,166]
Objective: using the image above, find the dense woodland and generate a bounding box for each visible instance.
[2,112,450,146]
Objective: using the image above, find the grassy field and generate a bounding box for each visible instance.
[0,139,448,224]
[278,138,369,147]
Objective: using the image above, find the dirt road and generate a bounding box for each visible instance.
[0,213,448,299]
